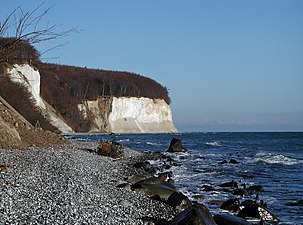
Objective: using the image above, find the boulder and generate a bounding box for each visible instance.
[214,214,252,225]
[167,137,187,153]
[201,185,215,192]
[131,177,177,199]
[167,191,192,209]
[247,185,264,192]
[237,203,278,222]
[96,140,123,159]
[220,199,240,212]
[219,180,238,188]
[285,199,303,206]
[170,203,216,225]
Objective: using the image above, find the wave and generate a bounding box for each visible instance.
[146,141,160,146]
[205,141,221,147]
[252,152,303,165]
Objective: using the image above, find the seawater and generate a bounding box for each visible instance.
[66,132,303,224]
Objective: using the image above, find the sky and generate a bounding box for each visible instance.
[1,0,303,132]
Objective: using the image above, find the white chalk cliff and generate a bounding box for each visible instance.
[7,64,74,133]
[78,97,177,133]
[109,97,177,133]
[7,64,177,133]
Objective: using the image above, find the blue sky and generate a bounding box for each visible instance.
[1,0,303,131]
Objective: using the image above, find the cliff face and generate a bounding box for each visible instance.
[7,64,74,133]
[79,97,177,133]
[109,97,177,133]
[6,64,177,133]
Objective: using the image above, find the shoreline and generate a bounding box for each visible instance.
[0,142,176,224]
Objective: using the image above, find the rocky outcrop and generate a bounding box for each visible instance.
[167,137,187,153]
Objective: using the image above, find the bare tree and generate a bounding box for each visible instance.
[0,2,78,64]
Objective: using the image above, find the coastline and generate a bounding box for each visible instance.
[0,142,176,224]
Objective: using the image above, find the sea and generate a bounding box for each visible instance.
[65,132,303,224]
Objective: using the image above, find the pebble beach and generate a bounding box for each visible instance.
[0,142,175,224]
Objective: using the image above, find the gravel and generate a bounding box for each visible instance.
[0,142,176,225]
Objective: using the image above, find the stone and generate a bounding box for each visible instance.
[233,189,249,197]
[219,180,238,188]
[167,192,192,209]
[170,203,216,225]
[214,214,252,225]
[229,159,239,164]
[237,203,278,222]
[247,185,264,192]
[201,185,215,192]
[131,177,177,199]
[220,199,240,212]
[167,137,187,153]
[96,140,123,159]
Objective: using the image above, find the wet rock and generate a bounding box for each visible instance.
[167,192,192,209]
[170,203,216,225]
[201,185,215,192]
[218,160,228,165]
[219,180,238,188]
[240,200,255,208]
[237,203,278,222]
[247,185,264,192]
[229,159,239,164]
[214,214,252,225]
[131,177,177,199]
[167,137,187,153]
[233,189,249,197]
[286,199,303,206]
[220,198,240,212]
[96,140,123,159]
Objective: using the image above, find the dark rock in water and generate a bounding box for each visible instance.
[240,200,255,208]
[170,203,216,225]
[218,160,228,165]
[96,140,123,159]
[229,159,239,164]
[167,137,187,153]
[202,185,215,192]
[220,198,240,212]
[219,180,238,188]
[233,189,249,196]
[219,159,239,164]
[214,214,252,225]
[247,185,264,192]
[286,199,303,206]
[167,192,192,209]
[238,203,278,222]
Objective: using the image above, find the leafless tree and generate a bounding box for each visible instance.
[0,2,78,64]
